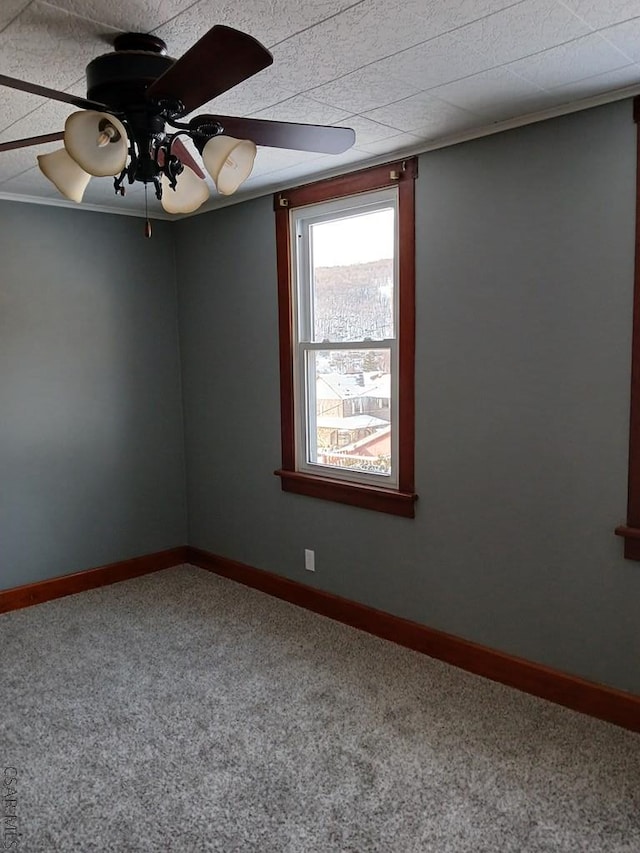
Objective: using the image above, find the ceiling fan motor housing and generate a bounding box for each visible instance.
[86,34,176,110]
[85,34,181,186]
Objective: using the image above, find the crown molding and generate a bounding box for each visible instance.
[0,190,174,220]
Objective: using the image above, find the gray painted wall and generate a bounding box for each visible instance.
[175,100,640,694]
[0,202,187,589]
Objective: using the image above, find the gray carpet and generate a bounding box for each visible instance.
[1,565,638,852]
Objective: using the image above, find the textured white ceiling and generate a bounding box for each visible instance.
[1,0,640,217]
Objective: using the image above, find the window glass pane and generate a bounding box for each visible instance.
[306,348,392,477]
[310,208,394,343]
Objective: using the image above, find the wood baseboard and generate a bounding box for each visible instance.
[4,545,637,733]
[186,546,640,734]
[0,547,189,614]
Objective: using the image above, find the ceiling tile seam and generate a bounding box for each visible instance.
[376,91,487,124]
[339,114,406,135]
[257,151,327,171]
[301,90,398,115]
[494,65,574,96]
[505,40,636,91]
[255,153,369,184]
[421,90,528,122]
[269,0,529,54]
[305,26,637,114]
[250,156,338,183]
[471,32,638,92]
[147,0,207,35]
[296,30,589,112]
[369,91,490,127]
[0,164,43,187]
[1,112,66,146]
[43,0,369,57]
[280,33,458,98]
[0,0,122,144]
[38,0,122,36]
[0,0,34,36]
[44,0,210,40]
[243,93,342,119]
[554,0,619,34]
[431,0,531,24]
[524,62,640,95]
[553,3,640,66]
[405,0,530,32]
[299,42,480,105]
[266,0,368,50]
[589,26,640,66]
[543,62,640,93]
[303,69,542,126]
[0,74,84,140]
[0,107,44,140]
[432,67,622,126]
[304,65,548,123]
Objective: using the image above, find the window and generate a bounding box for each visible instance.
[274,159,418,517]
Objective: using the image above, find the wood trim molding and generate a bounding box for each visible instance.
[397,170,416,493]
[274,157,418,210]
[273,157,418,515]
[0,547,189,614]
[616,95,640,560]
[275,468,417,516]
[187,546,640,733]
[614,525,640,559]
[275,197,296,472]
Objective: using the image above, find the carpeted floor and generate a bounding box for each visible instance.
[1,565,638,852]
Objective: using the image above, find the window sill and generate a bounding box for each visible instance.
[275,469,417,517]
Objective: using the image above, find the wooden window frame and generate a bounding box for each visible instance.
[616,97,640,558]
[273,158,418,518]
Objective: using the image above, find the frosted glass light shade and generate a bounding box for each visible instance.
[161,166,210,214]
[64,111,128,177]
[202,135,256,195]
[37,148,91,203]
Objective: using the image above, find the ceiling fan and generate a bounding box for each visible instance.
[0,25,356,229]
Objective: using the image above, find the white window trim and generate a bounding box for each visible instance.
[289,188,400,489]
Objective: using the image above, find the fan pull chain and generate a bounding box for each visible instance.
[144,183,152,238]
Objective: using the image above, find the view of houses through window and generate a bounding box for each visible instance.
[311,349,391,473]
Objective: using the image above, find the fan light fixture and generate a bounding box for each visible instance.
[38,108,256,214]
[37,148,91,203]
[160,165,209,214]
[200,135,257,196]
[64,111,128,177]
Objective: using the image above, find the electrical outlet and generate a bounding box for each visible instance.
[304,549,315,572]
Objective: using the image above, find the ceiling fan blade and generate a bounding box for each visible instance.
[0,131,65,152]
[146,25,273,115]
[170,137,205,180]
[0,74,107,111]
[191,115,356,155]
